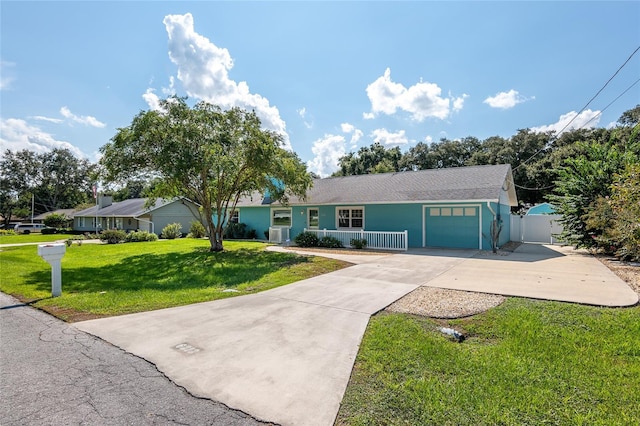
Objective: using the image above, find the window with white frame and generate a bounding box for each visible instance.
[337,207,364,229]
[78,217,85,227]
[229,210,239,224]
[308,208,319,229]
[271,208,292,227]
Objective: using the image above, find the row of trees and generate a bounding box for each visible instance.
[0,149,96,226]
[2,98,637,256]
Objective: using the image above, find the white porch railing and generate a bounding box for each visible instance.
[303,228,408,251]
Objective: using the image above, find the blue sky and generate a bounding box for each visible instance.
[1,1,639,176]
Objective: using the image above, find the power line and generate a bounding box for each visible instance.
[580,77,640,129]
[514,44,640,171]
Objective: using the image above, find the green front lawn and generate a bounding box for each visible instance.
[0,233,76,245]
[337,298,640,425]
[0,239,349,321]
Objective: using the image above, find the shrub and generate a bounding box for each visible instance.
[264,230,269,240]
[318,236,343,248]
[0,229,16,236]
[125,230,158,242]
[65,239,73,247]
[295,231,320,247]
[350,238,368,249]
[161,222,183,239]
[43,212,69,229]
[99,229,127,244]
[188,221,207,238]
[41,228,57,235]
[247,229,257,239]
[224,222,248,239]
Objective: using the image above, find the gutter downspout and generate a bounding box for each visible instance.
[135,217,154,234]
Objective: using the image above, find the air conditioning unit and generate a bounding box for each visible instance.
[269,227,290,244]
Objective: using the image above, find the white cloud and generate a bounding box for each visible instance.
[364,68,464,121]
[142,88,162,111]
[452,94,468,112]
[424,135,433,144]
[0,118,85,157]
[30,116,64,124]
[0,60,16,90]
[483,89,533,109]
[161,13,290,149]
[297,107,313,129]
[60,106,106,128]
[531,109,601,133]
[370,128,409,146]
[341,122,363,148]
[306,134,346,177]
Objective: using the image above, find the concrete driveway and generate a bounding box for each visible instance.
[74,244,637,426]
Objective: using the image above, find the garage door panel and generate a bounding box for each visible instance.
[425,206,479,249]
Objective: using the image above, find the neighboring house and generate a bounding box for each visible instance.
[235,164,518,250]
[33,209,78,226]
[73,195,200,235]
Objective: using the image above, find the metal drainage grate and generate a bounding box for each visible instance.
[174,343,201,355]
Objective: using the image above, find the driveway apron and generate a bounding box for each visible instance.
[74,249,475,426]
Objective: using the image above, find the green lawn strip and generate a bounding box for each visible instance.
[0,233,76,244]
[337,298,640,426]
[0,239,349,321]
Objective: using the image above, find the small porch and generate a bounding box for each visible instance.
[303,228,408,251]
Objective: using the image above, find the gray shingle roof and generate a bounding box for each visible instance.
[237,164,517,206]
[74,198,176,217]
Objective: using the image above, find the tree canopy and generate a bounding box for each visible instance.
[100,97,312,251]
[0,148,95,226]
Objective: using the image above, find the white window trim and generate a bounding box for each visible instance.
[336,206,365,230]
[228,210,240,224]
[270,207,292,227]
[307,207,319,229]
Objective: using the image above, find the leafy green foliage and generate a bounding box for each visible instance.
[334,142,402,176]
[350,238,367,249]
[294,231,320,247]
[586,164,640,260]
[318,236,343,248]
[188,220,207,239]
[548,140,639,249]
[0,148,95,226]
[43,212,70,228]
[161,222,182,240]
[100,97,312,252]
[125,230,158,242]
[223,222,248,239]
[99,229,127,244]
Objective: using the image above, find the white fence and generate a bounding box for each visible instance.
[510,215,564,244]
[303,228,408,251]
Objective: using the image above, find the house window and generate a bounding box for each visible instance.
[78,217,85,227]
[229,210,239,224]
[308,208,319,229]
[271,208,292,227]
[115,218,123,229]
[337,207,364,229]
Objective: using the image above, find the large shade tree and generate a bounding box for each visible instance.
[0,148,95,226]
[100,97,312,251]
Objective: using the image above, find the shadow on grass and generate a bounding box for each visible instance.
[27,247,309,294]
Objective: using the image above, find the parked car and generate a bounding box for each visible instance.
[13,223,48,234]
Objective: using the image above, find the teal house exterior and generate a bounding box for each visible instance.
[235,164,518,250]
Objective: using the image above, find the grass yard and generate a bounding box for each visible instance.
[336,298,640,425]
[0,239,349,321]
[0,233,76,245]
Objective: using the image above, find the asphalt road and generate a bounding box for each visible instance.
[0,292,271,426]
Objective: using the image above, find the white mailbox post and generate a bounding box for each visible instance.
[37,243,66,297]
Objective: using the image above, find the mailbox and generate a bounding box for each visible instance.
[38,243,66,297]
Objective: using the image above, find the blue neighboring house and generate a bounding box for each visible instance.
[235,164,518,250]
